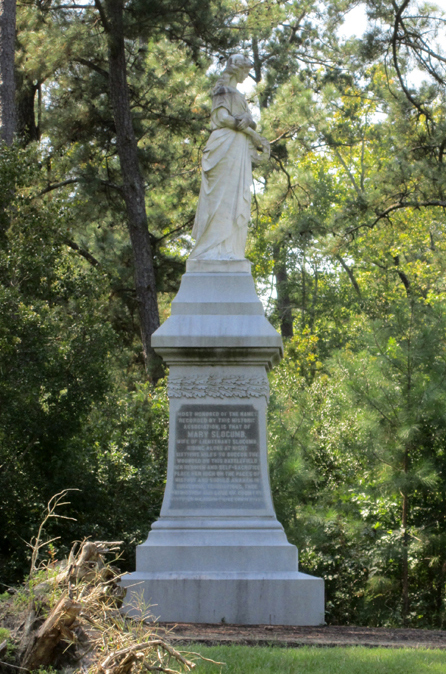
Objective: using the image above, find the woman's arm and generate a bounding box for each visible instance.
[213,108,269,155]
[212,107,237,129]
[243,126,270,155]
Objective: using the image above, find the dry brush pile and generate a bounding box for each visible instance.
[0,493,221,674]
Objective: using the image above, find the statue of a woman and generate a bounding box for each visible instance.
[189,54,270,261]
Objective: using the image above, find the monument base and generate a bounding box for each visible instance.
[121,571,324,625]
[121,516,325,625]
[120,263,324,625]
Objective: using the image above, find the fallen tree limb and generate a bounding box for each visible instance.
[20,594,81,670]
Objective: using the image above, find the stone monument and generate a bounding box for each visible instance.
[121,55,324,625]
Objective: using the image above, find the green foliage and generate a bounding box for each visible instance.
[0,146,168,584]
[242,0,446,628]
[266,219,446,626]
[5,0,446,631]
[0,626,15,661]
[58,379,169,571]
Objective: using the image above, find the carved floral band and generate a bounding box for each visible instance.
[168,373,270,400]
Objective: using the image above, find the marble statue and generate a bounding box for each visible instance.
[190,54,270,261]
[121,59,324,628]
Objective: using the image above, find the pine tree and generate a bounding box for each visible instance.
[0,0,16,145]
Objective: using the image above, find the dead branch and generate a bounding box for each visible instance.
[20,595,81,670]
[29,490,79,578]
[100,640,195,672]
[0,662,30,672]
[182,651,225,665]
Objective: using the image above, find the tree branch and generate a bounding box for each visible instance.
[346,199,446,235]
[393,254,411,295]
[271,154,296,199]
[331,144,363,197]
[74,58,109,79]
[335,254,362,298]
[38,177,123,198]
[38,178,79,196]
[391,0,432,122]
[64,239,101,267]
[94,0,109,32]
[156,216,194,243]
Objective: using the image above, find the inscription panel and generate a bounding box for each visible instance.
[170,404,265,510]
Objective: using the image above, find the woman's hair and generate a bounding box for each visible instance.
[213,54,252,93]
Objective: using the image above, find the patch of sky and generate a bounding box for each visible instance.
[256,273,277,309]
[338,1,446,89]
[252,178,264,195]
[337,2,369,41]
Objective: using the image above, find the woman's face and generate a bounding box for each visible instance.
[235,64,251,84]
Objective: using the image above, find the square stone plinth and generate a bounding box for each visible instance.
[121,571,324,625]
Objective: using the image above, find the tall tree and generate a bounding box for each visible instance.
[99,0,162,379]
[13,0,234,376]
[0,0,16,144]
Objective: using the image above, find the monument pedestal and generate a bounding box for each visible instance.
[121,260,324,625]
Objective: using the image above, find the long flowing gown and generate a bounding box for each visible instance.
[190,86,257,260]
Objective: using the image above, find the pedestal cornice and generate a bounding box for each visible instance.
[151,267,283,368]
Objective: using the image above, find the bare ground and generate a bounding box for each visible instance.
[158,623,446,650]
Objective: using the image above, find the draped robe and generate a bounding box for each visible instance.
[190,86,257,260]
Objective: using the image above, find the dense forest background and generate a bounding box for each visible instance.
[1,0,446,628]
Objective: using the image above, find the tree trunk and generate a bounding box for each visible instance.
[301,251,306,330]
[402,476,409,623]
[102,0,163,380]
[253,39,292,339]
[252,36,268,109]
[16,71,39,144]
[402,330,413,624]
[273,243,293,339]
[0,0,16,145]
[336,254,362,298]
[20,595,81,671]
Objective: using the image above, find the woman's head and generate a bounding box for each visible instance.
[215,54,252,88]
[225,54,252,81]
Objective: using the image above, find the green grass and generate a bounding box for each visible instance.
[0,626,16,661]
[188,644,446,673]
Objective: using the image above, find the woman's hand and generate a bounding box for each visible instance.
[235,113,252,131]
[249,130,262,146]
[250,131,270,155]
[259,136,270,157]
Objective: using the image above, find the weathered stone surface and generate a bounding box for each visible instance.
[170,404,264,510]
[189,54,269,262]
[121,267,324,625]
[152,267,282,356]
[124,573,324,626]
